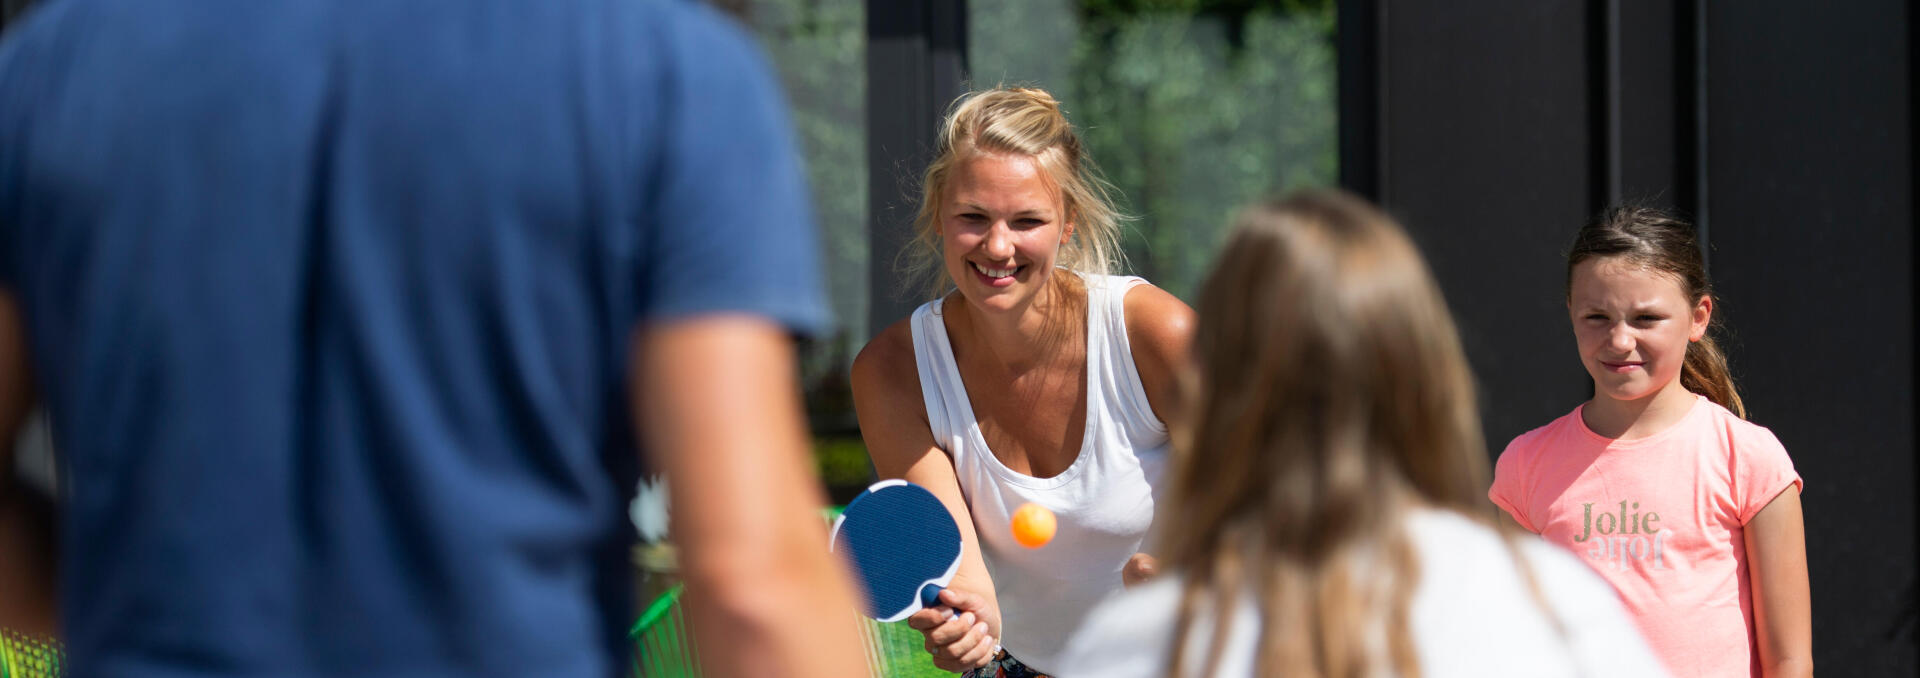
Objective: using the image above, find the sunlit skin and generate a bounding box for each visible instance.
[1567,258,1711,439]
[941,152,1073,327]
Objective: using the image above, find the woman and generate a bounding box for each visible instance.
[851,86,1194,677]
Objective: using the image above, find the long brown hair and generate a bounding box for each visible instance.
[1566,205,1745,418]
[1164,190,1491,677]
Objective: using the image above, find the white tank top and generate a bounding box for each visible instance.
[909,272,1170,673]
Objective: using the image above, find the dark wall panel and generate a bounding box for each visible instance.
[1707,0,1917,672]
[1613,0,1680,206]
[866,0,968,337]
[1349,0,1918,672]
[1377,0,1595,449]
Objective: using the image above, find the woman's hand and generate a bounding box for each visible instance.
[907,588,1001,672]
[1122,552,1160,588]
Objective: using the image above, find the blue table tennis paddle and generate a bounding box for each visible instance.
[829,479,963,622]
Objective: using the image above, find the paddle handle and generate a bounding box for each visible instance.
[918,583,946,612]
[920,582,1002,657]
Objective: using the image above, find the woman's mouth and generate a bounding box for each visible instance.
[971,261,1020,287]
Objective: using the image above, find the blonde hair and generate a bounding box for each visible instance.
[1164,190,1496,677]
[902,86,1128,299]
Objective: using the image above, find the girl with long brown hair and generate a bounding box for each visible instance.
[1059,190,1665,677]
[1490,206,1812,677]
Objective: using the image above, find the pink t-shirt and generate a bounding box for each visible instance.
[1489,395,1801,678]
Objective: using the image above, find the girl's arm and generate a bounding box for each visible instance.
[1745,485,1813,678]
[851,321,1000,672]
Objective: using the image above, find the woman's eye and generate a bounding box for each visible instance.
[1635,314,1663,323]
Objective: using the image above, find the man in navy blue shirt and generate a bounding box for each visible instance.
[0,1,864,676]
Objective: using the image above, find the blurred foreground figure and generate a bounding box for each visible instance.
[1057,190,1671,678]
[0,1,865,676]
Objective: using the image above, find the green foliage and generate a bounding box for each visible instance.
[813,436,872,489]
[737,0,1338,439]
[740,0,1339,319]
[1077,0,1336,31]
[746,0,870,357]
[976,0,1339,301]
[741,0,871,435]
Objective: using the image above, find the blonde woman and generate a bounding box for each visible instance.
[1059,190,1668,677]
[852,87,1194,677]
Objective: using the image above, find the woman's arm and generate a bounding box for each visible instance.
[1745,485,1812,678]
[1122,283,1196,426]
[851,321,1000,671]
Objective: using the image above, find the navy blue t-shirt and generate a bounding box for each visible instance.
[0,1,830,675]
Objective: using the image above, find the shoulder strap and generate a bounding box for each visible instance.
[1086,275,1164,436]
[908,300,970,453]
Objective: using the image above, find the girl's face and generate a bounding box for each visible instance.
[1568,258,1712,405]
[941,152,1072,314]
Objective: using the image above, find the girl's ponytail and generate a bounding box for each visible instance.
[1682,334,1745,419]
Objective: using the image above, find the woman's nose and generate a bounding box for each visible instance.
[982,222,1015,259]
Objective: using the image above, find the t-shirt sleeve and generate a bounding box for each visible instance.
[1489,437,1538,533]
[635,5,832,337]
[1732,424,1802,525]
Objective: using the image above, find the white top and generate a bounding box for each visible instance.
[1056,509,1673,678]
[910,272,1171,674]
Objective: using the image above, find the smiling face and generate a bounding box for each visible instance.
[941,152,1072,313]
[1568,257,1712,406]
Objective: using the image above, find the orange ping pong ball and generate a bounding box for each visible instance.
[1011,503,1056,548]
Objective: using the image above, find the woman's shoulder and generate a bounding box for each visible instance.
[1406,510,1671,677]
[1406,510,1607,601]
[1117,281,1195,362]
[1056,577,1208,678]
[851,311,925,400]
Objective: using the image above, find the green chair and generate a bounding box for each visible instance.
[629,583,954,677]
[0,629,61,678]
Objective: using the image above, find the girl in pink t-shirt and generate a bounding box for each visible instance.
[1489,206,1812,678]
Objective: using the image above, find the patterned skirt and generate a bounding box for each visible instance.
[962,648,1052,678]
